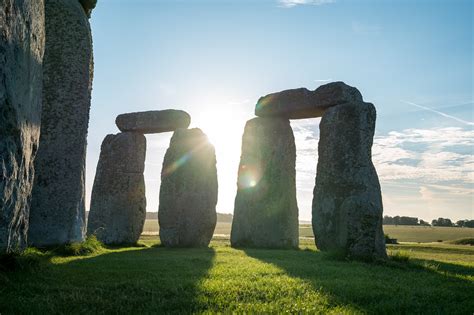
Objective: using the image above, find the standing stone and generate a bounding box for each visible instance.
[87,132,146,245]
[28,0,94,246]
[312,101,386,260]
[158,128,217,247]
[0,0,45,253]
[231,117,299,248]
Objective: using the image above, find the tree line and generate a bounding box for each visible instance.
[383,216,474,228]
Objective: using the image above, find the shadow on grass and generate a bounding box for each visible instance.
[408,258,474,277]
[0,246,215,314]
[243,247,474,314]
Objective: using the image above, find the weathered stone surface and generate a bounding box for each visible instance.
[158,128,217,247]
[79,0,97,18]
[116,110,191,134]
[312,101,386,260]
[28,0,94,247]
[231,117,299,248]
[87,132,146,245]
[0,0,45,253]
[255,81,363,119]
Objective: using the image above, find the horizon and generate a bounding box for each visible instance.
[86,0,473,221]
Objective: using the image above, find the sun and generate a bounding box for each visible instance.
[192,106,251,209]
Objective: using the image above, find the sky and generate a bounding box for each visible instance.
[86,0,473,222]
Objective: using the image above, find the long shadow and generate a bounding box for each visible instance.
[244,247,474,313]
[0,246,215,314]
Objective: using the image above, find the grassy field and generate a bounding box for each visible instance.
[144,220,474,243]
[1,236,473,313]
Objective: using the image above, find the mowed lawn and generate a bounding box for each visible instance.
[143,220,474,243]
[1,237,473,313]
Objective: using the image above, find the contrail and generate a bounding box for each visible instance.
[401,100,474,126]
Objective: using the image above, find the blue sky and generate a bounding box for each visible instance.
[87,0,473,221]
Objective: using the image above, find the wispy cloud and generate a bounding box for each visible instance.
[278,0,335,8]
[291,125,474,186]
[314,79,333,83]
[402,100,474,126]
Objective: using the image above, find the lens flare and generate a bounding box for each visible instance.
[255,95,273,112]
[162,138,209,177]
[162,153,191,176]
[238,164,262,189]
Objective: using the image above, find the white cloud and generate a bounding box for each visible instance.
[373,127,474,184]
[314,79,333,83]
[278,0,335,8]
[291,124,474,220]
[292,124,474,186]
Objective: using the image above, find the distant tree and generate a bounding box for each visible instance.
[419,220,431,226]
[400,216,419,225]
[383,216,394,225]
[383,215,419,226]
[431,218,454,227]
[456,220,474,228]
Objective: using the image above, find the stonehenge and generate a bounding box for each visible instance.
[234,81,386,259]
[87,132,147,245]
[231,118,298,248]
[313,101,386,259]
[88,110,217,247]
[0,0,45,253]
[255,81,362,119]
[116,110,191,133]
[87,110,198,245]
[0,1,385,260]
[28,0,95,247]
[159,128,218,247]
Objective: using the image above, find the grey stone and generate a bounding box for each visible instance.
[231,117,299,248]
[255,81,363,119]
[87,132,146,245]
[28,0,94,247]
[158,128,217,247]
[79,0,97,18]
[0,0,45,253]
[116,110,191,134]
[312,101,386,260]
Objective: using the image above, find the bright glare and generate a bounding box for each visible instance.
[192,105,251,212]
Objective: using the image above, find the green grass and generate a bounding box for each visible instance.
[57,235,104,256]
[382,226,474,243]
[144,220,474,243]
[1,236,473,313]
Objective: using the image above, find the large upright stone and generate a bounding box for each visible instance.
[231,117,299,248]
[158,128,217,247]
[87,132,146,245]
[28,0,94,246]
[255,81,362,119]
[116,110,191,134]
[312,101,386,260]
[0,0,45,253]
